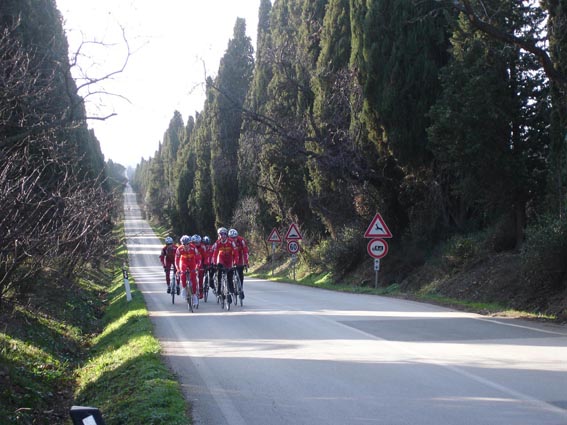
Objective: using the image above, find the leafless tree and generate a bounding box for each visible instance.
[0,19,118,306]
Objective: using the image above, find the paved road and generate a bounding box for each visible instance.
[124,185,567,425]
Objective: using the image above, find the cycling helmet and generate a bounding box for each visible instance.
[191,234,201,243]
[180,235,191,245]
[228,228,238,238]
[165,236,174,244]
[217,227,228,235]
[203,236,210,244]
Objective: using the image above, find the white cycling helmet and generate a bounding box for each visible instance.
[180,235,191,245]
[217,227,228,236]
[191,234,201,243]
[165,236,174,244]
[228,228,238,238]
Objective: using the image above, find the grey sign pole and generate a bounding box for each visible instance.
[374,259,380,289]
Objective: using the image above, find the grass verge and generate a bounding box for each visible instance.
[0,223,190,424]
[72,225,190,424]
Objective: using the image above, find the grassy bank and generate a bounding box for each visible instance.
[249,253,558,322]
[0,225,190,424]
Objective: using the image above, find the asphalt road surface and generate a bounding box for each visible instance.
[123,185,567,425]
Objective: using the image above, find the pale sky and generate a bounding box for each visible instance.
[55,0,261,167]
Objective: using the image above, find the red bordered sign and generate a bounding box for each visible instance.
[367,238,389,259]
[364,213,392,239]
[267,228,282,243]
[287,240,300,254]
[285,223,303,240]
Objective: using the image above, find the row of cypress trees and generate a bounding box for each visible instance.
[132,0,566,277]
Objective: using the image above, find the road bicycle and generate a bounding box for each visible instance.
[170,268,178,304]
[216,265,231,311]
[183,269,197,313]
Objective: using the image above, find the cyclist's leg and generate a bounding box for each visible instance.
[174,265,180,294]
[165,264,172,293]
[180,266,188,298]
[211,267,217,293]
[236,266,244,287]
[227,268,235,294]
[217,267,223,295]
[190,268,198,305]
[236,265,245,298]
[198,268,204,299]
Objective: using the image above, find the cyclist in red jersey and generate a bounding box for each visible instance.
[229,228,249,299]
[212,227,238,302]
[175,235,201,308]
[159,236,178,294]
[191,234,206,299]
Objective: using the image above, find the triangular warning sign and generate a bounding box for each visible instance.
[267,228,282,243]
[364,213,392,238]
[285,223,303,240]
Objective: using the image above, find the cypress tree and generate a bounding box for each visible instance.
[210,18,254,226]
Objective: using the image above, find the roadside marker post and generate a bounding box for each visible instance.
[122,264,132,302]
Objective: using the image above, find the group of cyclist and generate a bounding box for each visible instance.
[159,227,249,308]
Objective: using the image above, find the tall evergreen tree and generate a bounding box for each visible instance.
[162,110,185,215]
[238,0,274,201]
[362,0,450,167]
[210,18,254,226]
[307,0,356,237]
[428,2,549,246]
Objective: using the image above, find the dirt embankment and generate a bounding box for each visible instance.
[398,251,567,321]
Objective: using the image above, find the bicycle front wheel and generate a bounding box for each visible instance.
[222,273,230,311]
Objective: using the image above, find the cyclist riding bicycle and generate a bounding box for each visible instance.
[229,228,249,299]
[212,227,238,303]
[191,234,206,300]
[159,236,178,294]
[175,235,201,308]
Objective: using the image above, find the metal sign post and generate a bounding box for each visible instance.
[374,259,380,288]
[271,242,276,276]
[291,254,297,280]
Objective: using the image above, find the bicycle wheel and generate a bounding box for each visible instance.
[234,273,243,307]
[221,272,230,311]
[231,272,240,308]
[186,271,194,313]
[170,270,175,304]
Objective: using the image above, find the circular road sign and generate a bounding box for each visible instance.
[367,238,389,259]
[287,240,300,254]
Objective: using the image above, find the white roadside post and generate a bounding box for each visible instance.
[364,213,392,289]
[122,264,132,302]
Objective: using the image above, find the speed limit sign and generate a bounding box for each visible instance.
[287,240,300,254]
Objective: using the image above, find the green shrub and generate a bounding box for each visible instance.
[441,230,489,269]
[319,223,366,277]
[521,214,567,290]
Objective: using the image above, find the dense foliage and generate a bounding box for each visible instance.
[0,0,125,306]
[132,0,566,285]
